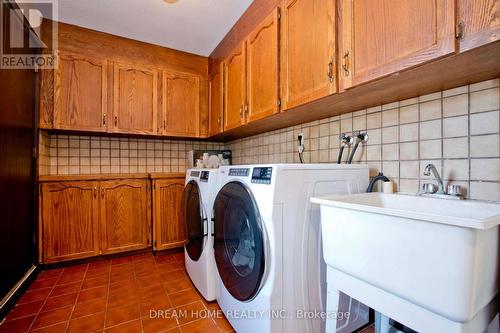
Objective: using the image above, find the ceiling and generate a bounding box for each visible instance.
[36,0,253,56]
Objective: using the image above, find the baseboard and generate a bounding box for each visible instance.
[0,265,39,320]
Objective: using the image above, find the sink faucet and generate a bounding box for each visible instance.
[420,164,463,199]
[423,164,445,194]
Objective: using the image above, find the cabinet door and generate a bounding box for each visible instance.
[41,181,99,263]
[163,70,200,137]
[281,0,336,109]
[39,68,54,129]
[54,52,107,132]
[113,63,158,134]
[340,0,456,89]
[100,179,150,254]
[224,42,246,131]
[458,0,500,52]
[153,179,186,250]
[208,65,224,137]
[247,8,280,122]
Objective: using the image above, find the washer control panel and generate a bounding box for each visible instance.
[190,171,200,177]
[200,171,209,182]
[251,167,273,184]
[228,168,250,177]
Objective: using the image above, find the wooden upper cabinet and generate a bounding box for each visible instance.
[246,8,280,122]
[40,181,100,263]
[457,0,500,52]
[162,70,200,137]
[100,179,150,254]
[281,0,336,110]
[340,0,456,89]
[153,178,186,251]
[113,62,158,134]
[224,42,247,131]
[208,65,224,137]
[53,52,107,132]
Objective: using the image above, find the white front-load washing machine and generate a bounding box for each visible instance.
[184,168,218,301]
[213,164,370,333]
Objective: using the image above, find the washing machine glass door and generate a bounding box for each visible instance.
[213,181,265,301]
[184,180,207,261]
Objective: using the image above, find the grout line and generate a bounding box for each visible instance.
[64,263,90,331]
[467,84,472,199]
[102,260,112,332]
[24,266,64,331]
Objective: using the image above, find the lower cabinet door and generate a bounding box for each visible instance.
[153,178,186,250]
[41,181,100,263]
[100,179,150,254]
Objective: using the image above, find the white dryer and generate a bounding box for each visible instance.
[213,164,370,333]
[184,168,218,301]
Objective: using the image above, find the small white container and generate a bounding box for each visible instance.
[383,181,394,193]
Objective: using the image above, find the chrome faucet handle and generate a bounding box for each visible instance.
[447,185,462,196]
[422,183,438,194]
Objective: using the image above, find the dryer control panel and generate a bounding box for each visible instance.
[251,167,273,184]
[200,171,209,182]
[228,168,250,177]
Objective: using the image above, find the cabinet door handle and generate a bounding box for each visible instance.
[102,114,106,126]
[456,21,465,40]
[342,51,350,77]
[217,117,221,125]
[101,188,104,198]
[114,116,118,126]
[93,187,97,198]
[163,120,166,130]
[239,105,243,118]
[327,60,334,82]
[244,104,249,119]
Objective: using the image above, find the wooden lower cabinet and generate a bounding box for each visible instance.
[40,178,156,263]
[152,178,187,251]
[40,181,100,263]
[100,179,150,254]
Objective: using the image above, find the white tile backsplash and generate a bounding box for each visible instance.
[470,111,499,135]
[40,79,500,202]
[419,100,442,121]
[227,79,500,201]
[470,87,500,113]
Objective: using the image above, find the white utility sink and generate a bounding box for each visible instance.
[311,193,500,333]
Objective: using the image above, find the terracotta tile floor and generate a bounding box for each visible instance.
[0,252,234,333]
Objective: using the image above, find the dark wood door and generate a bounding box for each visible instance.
[0,0,36,299]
